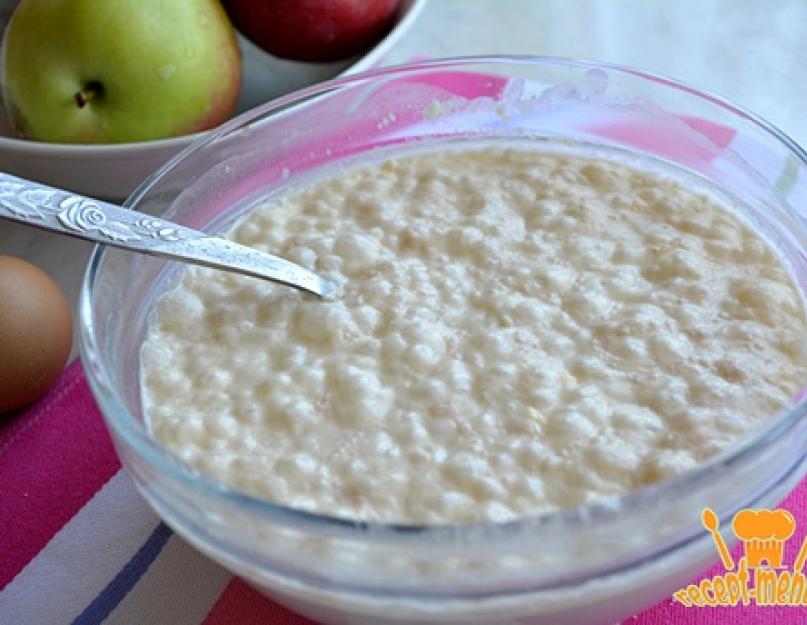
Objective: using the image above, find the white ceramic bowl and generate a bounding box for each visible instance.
[0,0,426,200]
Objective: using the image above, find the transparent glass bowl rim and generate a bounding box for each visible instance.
[79,55,807,543]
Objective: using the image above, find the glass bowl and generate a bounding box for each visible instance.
[79,57,807,625]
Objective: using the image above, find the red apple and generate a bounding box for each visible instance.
[222,0,400,63]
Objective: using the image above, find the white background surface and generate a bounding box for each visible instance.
[1,0,806,359]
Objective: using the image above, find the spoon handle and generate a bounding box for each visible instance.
[0,172,332,297]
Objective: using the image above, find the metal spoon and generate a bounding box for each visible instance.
[0,172,333,297]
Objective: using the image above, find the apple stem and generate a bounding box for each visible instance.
[75,81,103,108]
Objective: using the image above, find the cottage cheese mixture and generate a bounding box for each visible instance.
[142,145,807,523]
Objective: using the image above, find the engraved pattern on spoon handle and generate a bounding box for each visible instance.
[0,172,333,296]
[0,172,204,248]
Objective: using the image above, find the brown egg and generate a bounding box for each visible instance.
[0,256,73,414]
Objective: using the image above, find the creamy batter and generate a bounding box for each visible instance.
[141,145,807,523]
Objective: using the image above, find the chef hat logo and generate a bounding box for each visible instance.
[732,509,796,569]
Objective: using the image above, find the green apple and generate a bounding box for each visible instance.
[1,0,241,143]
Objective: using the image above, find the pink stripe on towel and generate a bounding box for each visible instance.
[0,360,121,590]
